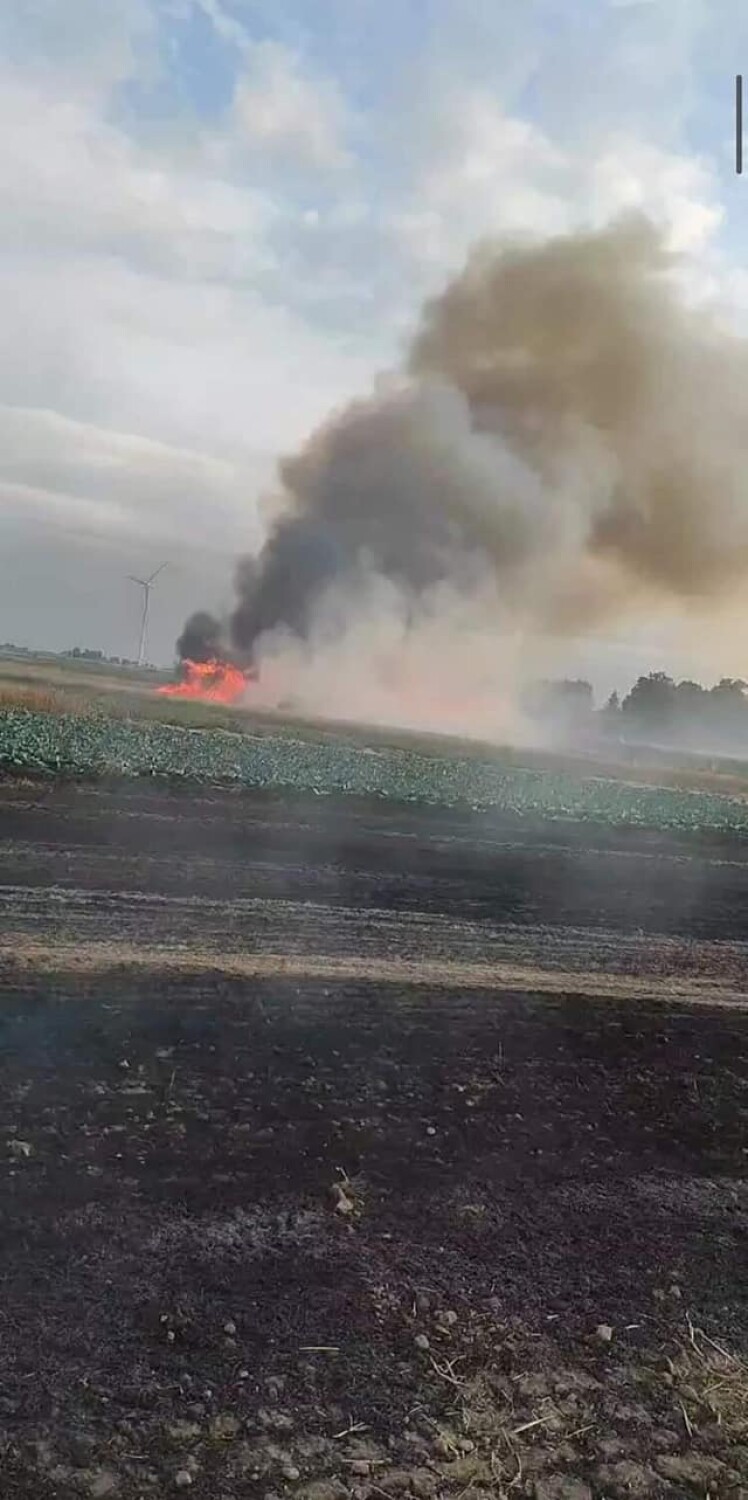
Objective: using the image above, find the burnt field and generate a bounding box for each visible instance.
[1,777,748,1499]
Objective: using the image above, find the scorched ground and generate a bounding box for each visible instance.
[0,777,747,1500]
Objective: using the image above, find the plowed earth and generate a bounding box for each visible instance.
[1,777,747,1500]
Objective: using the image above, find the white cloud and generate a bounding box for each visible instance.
[233,40,349,171]
[393,87,724,298]
[586,139,723,254]
[0,74,278,281]
[0,0,153,101]
[394,98,571,272]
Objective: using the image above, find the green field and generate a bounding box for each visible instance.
[3,701,748,834]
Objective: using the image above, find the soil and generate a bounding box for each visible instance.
[0,776,747,1499]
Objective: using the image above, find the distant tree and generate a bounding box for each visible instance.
[600,690,621,732]
[621,672,676,737]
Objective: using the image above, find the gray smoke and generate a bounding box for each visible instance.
[177,214,748,669]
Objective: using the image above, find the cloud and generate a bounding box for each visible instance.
[0,77,278,283]
[232,40,350,171]
[0,0,153,99]
[0,404,261,541]
[586,139,723,254]
[391,86,724,309]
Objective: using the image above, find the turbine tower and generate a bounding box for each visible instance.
[128,562,168,666]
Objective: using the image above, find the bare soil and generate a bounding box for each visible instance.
[1,777,747,1500]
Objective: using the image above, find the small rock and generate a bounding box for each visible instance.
[283,1466,301,1482]
[595,1323,614,1344]
[175,1471,193,1489]
[656,1454,725,1485]
[410,1471,436,1499]
[426,1127,436,1137]
[413,1333,430,1351]
[446,1457,483,1485]
[350,1461,371,1476]
[8,1139,33,1159]
[533,1478,592,1500]
[259,1408,294,1432]
[648,1429,678,1452]
[89,1471,119,1498]
[516,1372,549,1399]
[331,1183,355,1215]
[595,1460,658,1497]
[487,1296,501,1314]
[378,1470,411,1494]
[299,1482,347,1500]
[48,1466,75,1486]
[594,1438,625,1461]
[167,1422,202,1444]
[223,1320,237,1336]
[442,1310,458,1327]
[211,1413,242,1440]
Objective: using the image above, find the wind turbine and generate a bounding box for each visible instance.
[128,562,168,666]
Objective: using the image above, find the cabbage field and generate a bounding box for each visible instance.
[2,704,748,833]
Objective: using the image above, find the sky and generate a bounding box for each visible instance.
[1,0,748,689]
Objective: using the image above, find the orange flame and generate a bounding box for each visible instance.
[157,658,251,705]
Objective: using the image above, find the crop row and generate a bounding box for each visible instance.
[2,706,748,834]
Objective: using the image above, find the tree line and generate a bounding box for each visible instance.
[526,673,748,753]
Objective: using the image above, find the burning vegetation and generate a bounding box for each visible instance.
[157,658,251,705]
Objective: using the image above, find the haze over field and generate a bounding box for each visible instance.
[2,1,748,729]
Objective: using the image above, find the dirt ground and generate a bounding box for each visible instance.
[1,777,747,1500]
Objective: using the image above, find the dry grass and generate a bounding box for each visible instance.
[0,684,98,717]
[670,1314,748,1441]
[0,685,69,714]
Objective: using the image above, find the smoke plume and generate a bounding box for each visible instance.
[178,215,748,715]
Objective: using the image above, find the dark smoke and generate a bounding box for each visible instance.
[176,609,224,664]
[230,519,344,653]
[178,214,748,667]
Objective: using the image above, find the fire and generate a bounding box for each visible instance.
[158,658,251,705]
